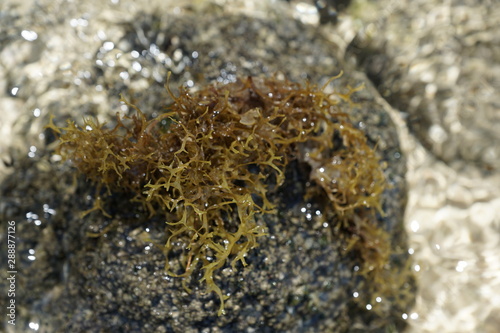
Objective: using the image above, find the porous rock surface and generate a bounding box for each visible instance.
[0,1,414,332]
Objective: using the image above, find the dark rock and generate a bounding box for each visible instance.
[0,7,414,333]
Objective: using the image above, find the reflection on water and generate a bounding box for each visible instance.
[1,0,499,332]
[404,141,500,333]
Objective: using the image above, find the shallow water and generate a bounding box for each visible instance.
[1,0,499,332]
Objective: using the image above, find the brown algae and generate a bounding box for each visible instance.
[47,75,390,315]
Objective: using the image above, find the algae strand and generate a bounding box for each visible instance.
[47,75,389,315]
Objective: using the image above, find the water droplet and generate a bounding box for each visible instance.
[29,322,40,330]
[456,260,467,272]
[28,146,37,158]
[131,50,140,58]
[103,41,115,51]
[410,220,420,233]
[21,30,38,41]
[119,71,129,80]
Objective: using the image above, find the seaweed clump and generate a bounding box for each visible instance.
[47,75,388,315]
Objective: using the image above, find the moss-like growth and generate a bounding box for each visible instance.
[47,75,388,315]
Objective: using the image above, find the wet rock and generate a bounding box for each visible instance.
[0,2,414,332]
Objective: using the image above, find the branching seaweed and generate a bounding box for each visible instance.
[47,74,390,315]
